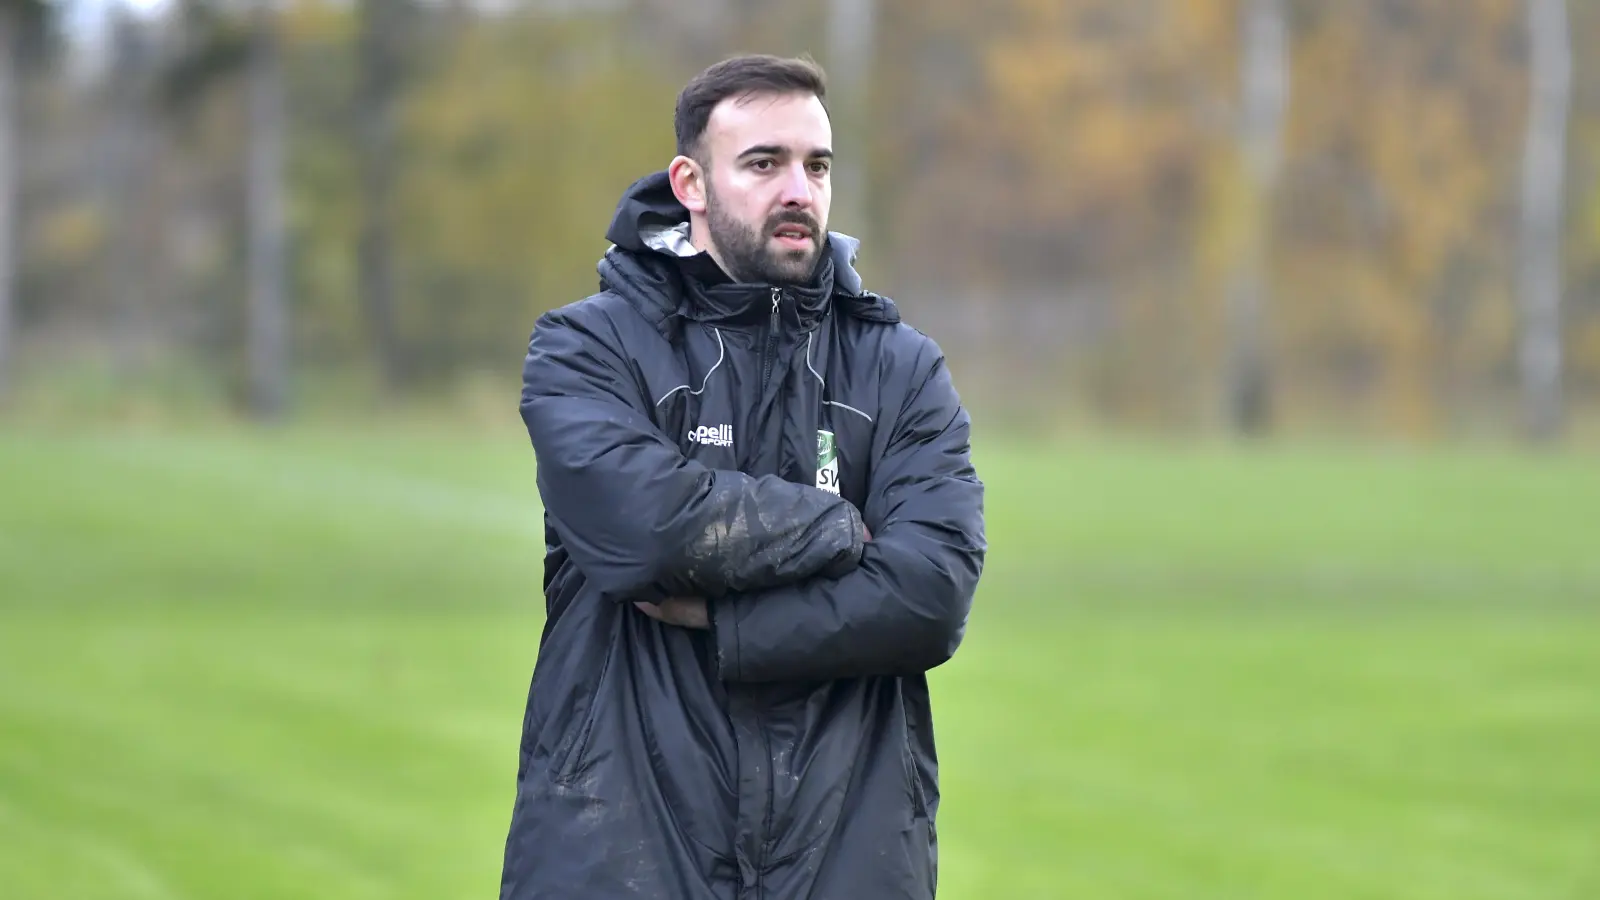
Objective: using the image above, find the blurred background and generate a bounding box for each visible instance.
[1,1,1597,898]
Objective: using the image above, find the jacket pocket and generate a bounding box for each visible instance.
[550,638,618,786]
[900,701,929,820]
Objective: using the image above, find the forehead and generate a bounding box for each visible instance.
[704,91,832,159]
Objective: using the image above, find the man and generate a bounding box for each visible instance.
[501,54,986,900]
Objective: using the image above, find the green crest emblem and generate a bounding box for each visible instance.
[816,430,840,495]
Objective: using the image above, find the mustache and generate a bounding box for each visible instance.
[766,211,821,238]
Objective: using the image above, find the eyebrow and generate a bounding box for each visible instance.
[737,144,834,160]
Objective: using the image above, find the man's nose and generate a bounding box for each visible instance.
[779,163,813,208]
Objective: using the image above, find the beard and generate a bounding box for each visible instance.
[705,187,823,286]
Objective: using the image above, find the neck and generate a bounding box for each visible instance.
[686,219,743,283]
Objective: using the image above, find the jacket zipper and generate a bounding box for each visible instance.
[749,286,783,899]
[761,288,781,393]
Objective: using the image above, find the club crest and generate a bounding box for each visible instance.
[816,430,840,495]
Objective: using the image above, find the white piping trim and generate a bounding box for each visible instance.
[654,329,727,406]
[805,332,826,387]
[806,333,874,422]
[826,400,874,423]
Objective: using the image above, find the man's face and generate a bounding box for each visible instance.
[697,91,833,285]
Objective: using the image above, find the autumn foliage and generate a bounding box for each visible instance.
[8,0,1599,439]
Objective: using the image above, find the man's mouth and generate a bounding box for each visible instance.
[772,224,814,248]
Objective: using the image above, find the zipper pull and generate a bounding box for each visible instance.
[771,287,781,314]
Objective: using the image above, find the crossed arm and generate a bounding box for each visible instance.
[520,307,986,681]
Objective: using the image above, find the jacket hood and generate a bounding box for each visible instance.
[602,170,869,299]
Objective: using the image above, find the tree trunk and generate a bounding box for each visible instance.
[1224,0,1288,436]
[0,6,19,405]
[826,0,874,251]
[1519,0,1571,444]
[105,11,156,379]
[246,3,288,419]
[358,0,402,394]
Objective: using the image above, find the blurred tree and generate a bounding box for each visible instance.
[100,8,168,381]
[875,0,1238,424]
[825,0,875,245]
[160,0,288,419]
[1277,0,1526,436]
[1575,0,1600,403]
[395,9,679,379]
[0,0,51,403]
[1518,0,1571,443]
[1224,0,1288,436]
[0,2,20,403]
[242,1,288,419]
[356,0,415,394]
[3,0,1597,435]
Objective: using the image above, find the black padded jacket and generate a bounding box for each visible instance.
[499,171,986,900]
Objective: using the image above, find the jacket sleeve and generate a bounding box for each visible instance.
[709,341,986,682]
[521,305,867,602]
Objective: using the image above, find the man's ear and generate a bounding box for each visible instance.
[668,155,708,214]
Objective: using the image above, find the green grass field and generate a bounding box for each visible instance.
[2,424,1597,899]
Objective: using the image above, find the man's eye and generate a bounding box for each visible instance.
[751,159,774,170]
[810,162,830,174]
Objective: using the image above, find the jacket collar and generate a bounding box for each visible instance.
[597,170,901,340]
[638,221,834,331]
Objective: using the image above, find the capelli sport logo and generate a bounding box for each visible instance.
[687,424,733,448]
[816,430,840,495]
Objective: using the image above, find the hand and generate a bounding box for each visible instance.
[635,597,710,630]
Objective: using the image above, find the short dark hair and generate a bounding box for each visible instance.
[674,54,829,160]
